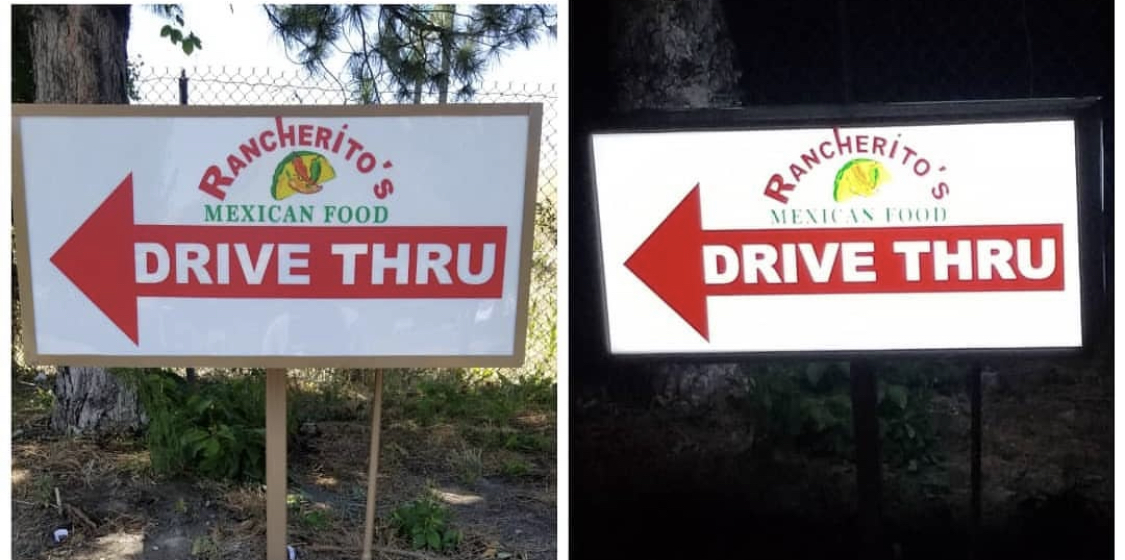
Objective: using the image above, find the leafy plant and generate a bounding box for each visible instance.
[153,6,203,55]
[390,495,461,552]
[301,509,330,530]
[191,534,220,559]
[877,376,939,467]
[400,370,554,427]
[729,361,937,467]
[115,368,295,482]
[126,57,144,102]
[500,458,532,478]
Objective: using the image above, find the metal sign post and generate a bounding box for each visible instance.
[849,360,885,559]
[968,364,983,559]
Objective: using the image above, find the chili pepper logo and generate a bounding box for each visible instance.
[270,151,337,200]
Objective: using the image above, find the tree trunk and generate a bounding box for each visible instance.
[30,5,144,434]
[605,0,746,409]
[606,0,741,111]
[51,367,147,435]
[437,34,453,103]
[437,5,455,104]
[30,5,130,103]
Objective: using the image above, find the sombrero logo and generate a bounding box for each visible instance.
[832,158,891,202]
[762,127,950,226]
[272,151,335,199]
[197,117,394,225]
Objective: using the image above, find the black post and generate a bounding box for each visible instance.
[850,359,885,558]
[837,0,853,103]
[177,67,190,394]
[968,364,983,558]
[178,69,189,106]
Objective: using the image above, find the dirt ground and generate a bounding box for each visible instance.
[571,346,1112,559]
[12,373,556,560]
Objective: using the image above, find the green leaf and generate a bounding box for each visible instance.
[805,362,827,389]
[175,15,184,26]
[426,529,440,550]
[191,396,213,415]
[182,41,194,55]
[160,25,173,37]
[170,29,183,44]
[309,157,322,183]
[885,385,908,410]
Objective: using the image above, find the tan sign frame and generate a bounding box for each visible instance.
[13,103,543,369]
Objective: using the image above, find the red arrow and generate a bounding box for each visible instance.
[51,174,507,345]
[624,184,1064,342]
[624,184,709,340]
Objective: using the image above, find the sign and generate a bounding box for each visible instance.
[14,104,542,367]
[592,105,1101,356]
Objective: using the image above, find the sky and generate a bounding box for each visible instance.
[127,4,558,101]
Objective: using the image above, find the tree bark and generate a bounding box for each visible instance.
[437,33,453,103]
[437,4,455,104]
[30,5,130,103]
[30,5,144,434]
[51,367,147,435]
[606,0,741,111]
[605,0,746,409]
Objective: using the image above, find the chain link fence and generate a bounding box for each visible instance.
[13,66,558,381]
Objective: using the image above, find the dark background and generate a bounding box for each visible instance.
[570,0,1112,558]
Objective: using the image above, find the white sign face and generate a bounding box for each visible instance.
[593,120,1083,354]
[15,105,540,367]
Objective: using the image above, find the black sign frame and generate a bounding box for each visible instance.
[587,98,1107,362]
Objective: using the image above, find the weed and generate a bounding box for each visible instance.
[115,368,295,482]
[116,451,153,479]
[30,385,53,412]
[501,458,532,479]
[290,371,368,423]
[390,494,462,552]
[191,534,220,559]
[502,431,552,453]
[730,361,937,466]
[450,447,484,485]
[300,509,330,530]
[399,371,554,427]
[287,491,308,508]
[464,425,554,454]
[28,474,55,506]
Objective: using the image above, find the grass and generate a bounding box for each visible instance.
[11,365,558,559]
[500,458,533,479]
[450,447,484,485]
[12,366,54,431]
[191,534,220,559]
[394,370,555,429]
[289,368,557,464]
